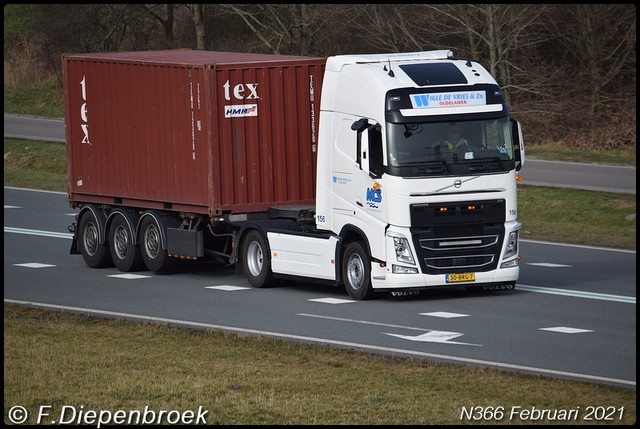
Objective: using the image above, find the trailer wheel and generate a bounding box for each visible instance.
[343,241,375,300]
[242,230,275,288]
[139,215,176,272]
[108,214,144,272]
[78,210,113,268]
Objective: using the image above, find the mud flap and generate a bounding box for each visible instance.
[68,222,80,255]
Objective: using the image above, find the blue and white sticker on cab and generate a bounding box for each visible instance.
[366,183,382,210]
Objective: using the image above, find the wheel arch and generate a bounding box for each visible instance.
[236,221,273,263]
[78,204,108,246]
[107,208,141,246]
[138,210,171,250]
[337,224,373,284]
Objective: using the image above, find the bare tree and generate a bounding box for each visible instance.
[218,4,336,55]
[138,4,176,47]
[188,4,207,50]
[548,4,636,114]
[3,4,636,150]
[412,5,550,103]
[341,4,428,53]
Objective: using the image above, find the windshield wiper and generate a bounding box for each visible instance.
[402,159,451,173]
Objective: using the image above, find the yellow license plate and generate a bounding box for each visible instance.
[446,273,475,283]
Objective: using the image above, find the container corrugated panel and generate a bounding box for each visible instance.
[64,49,325,216]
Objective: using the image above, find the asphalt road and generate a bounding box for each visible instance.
[4,187,636,388]
[3,113,637,388]
[4,113,636,194]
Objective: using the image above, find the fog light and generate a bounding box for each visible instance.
[500,259,519,269]
[392,264,419,274]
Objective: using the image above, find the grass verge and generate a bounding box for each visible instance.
[4,304,636,425]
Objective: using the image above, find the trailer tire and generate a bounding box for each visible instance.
[343,241,375,300]
[139,215,176,272]
[109,214,145,272]
[242,230,275,288]
[78,210,113,268]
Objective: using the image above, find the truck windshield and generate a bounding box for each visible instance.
[386,118,515,173]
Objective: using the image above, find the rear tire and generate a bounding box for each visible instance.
[78,210,113,268]
[139,214,177,272]
[108,213,145,272]
[241,230,275,288]
[343,241,375,300]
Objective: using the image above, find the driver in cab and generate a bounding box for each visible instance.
[442,125,473,153]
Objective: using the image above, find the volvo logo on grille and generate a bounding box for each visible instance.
[454,179,462,188]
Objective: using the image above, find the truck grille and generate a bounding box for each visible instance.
[425,254,495,270]
[410,199,505,275]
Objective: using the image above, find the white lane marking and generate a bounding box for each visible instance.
[521,238,636,254]
[308,298,356,304]
[526,262,572,268]
[5,226,73,239]
[384,331,481,346]
[205,285,251,291]
[4,205,22,209]
[300,313,479,345]
[517,284,635,304]
[298,313,430,331]
[107,274,152,279]
[3,186,67,195]
[420,311,469,318]
[540,326,594,334]
[8,299,633,387]
[13,263,57,268]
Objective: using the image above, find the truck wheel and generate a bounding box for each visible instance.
[78,210,113,268]
[139,215,176,272]
[108,214,145,272]
[343,241,375,300]
[242,230,275,288]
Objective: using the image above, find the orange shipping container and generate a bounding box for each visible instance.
[63,49,325,216]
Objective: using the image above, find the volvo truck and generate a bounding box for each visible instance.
[64,49,524,300]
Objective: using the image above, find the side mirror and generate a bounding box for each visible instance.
[511,118,525,171]
[351,118,368,132]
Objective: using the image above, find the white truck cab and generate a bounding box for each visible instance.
[308,50,524,299]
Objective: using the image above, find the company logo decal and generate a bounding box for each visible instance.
[332,176,352,184]
[79,76,91,145]
[410,91,486,109]
[224,104,258,118]
[366,186,382,209]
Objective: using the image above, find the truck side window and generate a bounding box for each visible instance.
[368,124,384,178]
[351,118,382,178]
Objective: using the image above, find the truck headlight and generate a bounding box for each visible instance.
[392,236,415,265]
[503,230,518,259]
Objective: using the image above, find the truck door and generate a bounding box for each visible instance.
[330,117,387,236]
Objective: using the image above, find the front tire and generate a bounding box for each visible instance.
[78,210,113,268]
[342,241,375,300]
[108,213,144,272]
[241,230,275,288]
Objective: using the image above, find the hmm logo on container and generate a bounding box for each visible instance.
[224,104,258,118]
